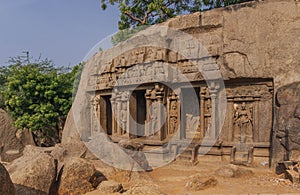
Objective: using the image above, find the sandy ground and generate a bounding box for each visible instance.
[88,159,300,195]
[148,161,300,194]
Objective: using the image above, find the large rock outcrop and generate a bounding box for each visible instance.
[274,82,300,162]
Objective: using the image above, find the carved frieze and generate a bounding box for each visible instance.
[226,84,272,101]
[116,62,170,86]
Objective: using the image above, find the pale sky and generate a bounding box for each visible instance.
[0,0,120,67]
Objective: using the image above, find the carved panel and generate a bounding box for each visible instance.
[116,62,170,86]
[168,93,179,135]
[221,82,273,144]
[110,90,130,137]
[233,102,253,143]
[145,84,166,140]
[145,47,166,62]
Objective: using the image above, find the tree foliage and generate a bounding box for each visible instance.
[101,0,250,45]
[100,0,250,29]
[0,54,81,145]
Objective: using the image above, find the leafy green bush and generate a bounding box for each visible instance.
[0,54,82,145]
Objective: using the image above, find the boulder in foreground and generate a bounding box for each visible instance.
[0,163,15,195]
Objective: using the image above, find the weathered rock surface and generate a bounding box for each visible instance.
[97,180,124,194]
[61,107,81,144]
[58,157,104,195]
[7,147,56,194]
[215,164,253,178]
[274,82,300,162]
[0,109,24,162]
[185,174,218,191]
[124,182,162,195]
[0,163,15,195]
[118,140,152,171]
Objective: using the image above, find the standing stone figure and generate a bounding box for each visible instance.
[233,102,253,143]
[149,102,159,136]
[119,92,129,135]
[120,103,127,135]
[169,101,178,135]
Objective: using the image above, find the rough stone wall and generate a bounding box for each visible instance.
[163,0,300,88]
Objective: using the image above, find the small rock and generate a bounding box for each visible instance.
[97,181,123,193]
[125,183,162,195]
[185,174,218,191]
[215,164,253,178]
[118,140,152,171]
[90,171,107,188]
[58,157,105,195]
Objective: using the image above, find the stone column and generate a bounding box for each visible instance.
[110,96,116,136]
[200,87,206,138]
[208,81,220,140]
[210,93,217,139]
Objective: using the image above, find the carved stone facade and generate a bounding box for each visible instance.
[92,49,274,163]
[64,0,300,168]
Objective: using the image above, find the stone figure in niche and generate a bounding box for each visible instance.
[149,102,159,135]
[233,102,253,143]
[119,92,129,135]
[186,114,199,133]
[169,101,178,135]
[120,103,127,135]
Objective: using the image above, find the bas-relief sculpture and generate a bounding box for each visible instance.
[233,102,253,143]
[92,45,275,165]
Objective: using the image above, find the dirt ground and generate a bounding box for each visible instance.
[147,160,300,195]
[88,158,300,195]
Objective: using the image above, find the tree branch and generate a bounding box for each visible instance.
[124,10,150,25]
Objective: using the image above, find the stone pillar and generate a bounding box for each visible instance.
[208,81,220,140]
[200,87,206,138]
[110,94,117,136]
[211,93,217,139]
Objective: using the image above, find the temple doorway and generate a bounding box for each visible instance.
[130,90,147,138]
[181,87,200,139]
[99,95,112,135]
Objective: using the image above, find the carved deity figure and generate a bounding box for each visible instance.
[169,101,178,134]
[120,102,127,135]
[119,92,129,135]
[149,102,159,135]
[233,102,253,143]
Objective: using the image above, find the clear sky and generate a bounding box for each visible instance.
[0,0,120,67]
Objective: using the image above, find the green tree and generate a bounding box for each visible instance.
[101,0,250,45]
[1,54,80,146]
